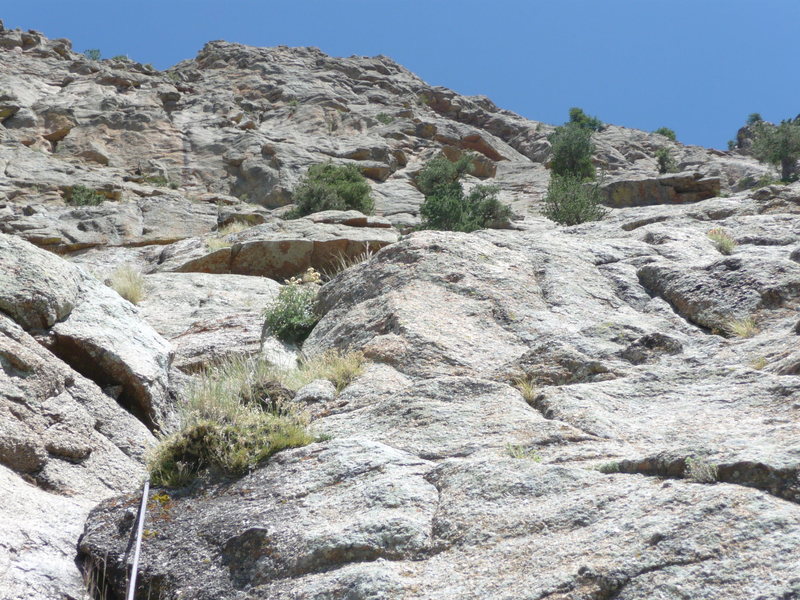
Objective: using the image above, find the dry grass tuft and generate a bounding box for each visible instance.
[707,228,737,255]
[724,316,759,338]
[108,265,146,304]
[512,374,538,405]
[323,246,376,280]
[205,220,252,251]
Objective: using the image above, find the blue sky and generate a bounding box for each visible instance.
[3,1,799,149]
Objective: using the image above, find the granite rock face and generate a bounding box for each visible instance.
[1,23,799,600]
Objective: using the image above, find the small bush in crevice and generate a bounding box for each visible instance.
[417,154,512,232]
[655,147,678,174]
[67,185,106,206]
[263,280,320,344]
[107,265,146,304]
[375,112,394,124]
[542,174,606,226]
[707,228,737,255]
[289,163,374,218]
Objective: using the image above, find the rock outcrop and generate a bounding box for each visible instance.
[1,23,799,600]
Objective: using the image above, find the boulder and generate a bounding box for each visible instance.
[601,172,721,208]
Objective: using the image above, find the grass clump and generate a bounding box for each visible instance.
[108,265,146,304]
[417,154,512,232]
[263,278,320,344]
[506,444,542,461]
[512,374,537,405]
[707,228,737,255]
[750,356,768,370]
[375,112,394,124]
[67,185,105,206]
[289,163,374,218]
[322,246,376,280]
[724,316,758,338]
[206,221,251,251]
[684,456,718,483]
[542,174,606,226]
[148,351,365,487]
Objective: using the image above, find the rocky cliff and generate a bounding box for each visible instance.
[1,21,799,600]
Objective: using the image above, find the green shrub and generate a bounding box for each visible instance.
[655,147,678,174]
[543,174,606,226]
[548,122,595,180]
[654,127,677,141]
[417,154,512,232]
[290,163,374,217]
[375,112,394,124]
[67,185,105,206]
[263,282,319,343]
[747,113,763,125]
[568,107,604,131]
[751,118,800,181]
[83,49,101,61]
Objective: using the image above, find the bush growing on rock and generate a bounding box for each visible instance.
[568,107,604,131]
[655,147,678,174]
[417,154,511,232]
[67,185,105,206]
[263,275,320,343]
[654,127,677,141]
[542,174,606,226]
[548,122,596,180]
[289,163,374,217]
[751,118,800,182]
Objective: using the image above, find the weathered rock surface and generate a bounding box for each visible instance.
[601,171,721,208]
[0,233,175,430]
[156,217,399,280]
[2,23,800,600]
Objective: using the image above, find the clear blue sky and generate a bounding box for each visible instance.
[3,1,799,149]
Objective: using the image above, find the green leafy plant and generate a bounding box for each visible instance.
[654,127,677,141]
[655,147,678,174]
[67,185,105,206]
[707,228,737,255]
[548,122,596,180]
[751,118,800,181]
[568,107,604,131]
[263,281,320,343]
[542,174,606,226]
[417,154,511,232]
[83,49,101,61]
[289,163,374,217]
[375,112,394,124]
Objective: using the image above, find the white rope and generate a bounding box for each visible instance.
[126,478,150,600]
